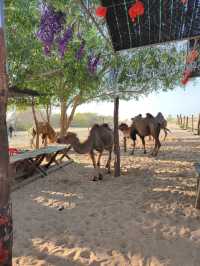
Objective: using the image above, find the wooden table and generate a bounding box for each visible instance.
[10,145,72,179]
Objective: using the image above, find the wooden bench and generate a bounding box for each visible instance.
[194,163,200,209]
[10,145,73,179]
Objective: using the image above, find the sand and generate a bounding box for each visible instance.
[12,124,200,266]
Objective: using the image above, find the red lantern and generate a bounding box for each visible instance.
[96,6,107,18]
[129,0,145,22]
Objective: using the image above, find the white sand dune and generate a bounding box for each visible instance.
[12,125,200,266]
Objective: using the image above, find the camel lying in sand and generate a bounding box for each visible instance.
[57,124,113,181]
[130,114,161,156]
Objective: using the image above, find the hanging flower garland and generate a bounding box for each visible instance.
[37,4,101,75]
[129,0,145,22]
[58,26,73,58]
[181,41,199,85]
[37,4,65,55]
[88,54,101,74]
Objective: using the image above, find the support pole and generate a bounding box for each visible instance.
[114,96,120,177]
[0,0,13,264]
[192,115,194,132]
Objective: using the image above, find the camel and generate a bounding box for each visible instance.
[57,123,113,181]
[119,123,137,154]
[130,114,161,156]
[146,113,170,140]
[30,122,57,148]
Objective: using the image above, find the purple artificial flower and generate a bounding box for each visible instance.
[58,26,73,58]
[37,4,65,56]
[76,40,85,61]
[88,54,100,74]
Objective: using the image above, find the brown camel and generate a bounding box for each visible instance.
[119,115,142,153]
[131,114,161,156]
[146,113,170,140]
[57,123,113,181]
[30,122,57,148]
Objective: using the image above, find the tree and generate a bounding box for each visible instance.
[0,1,12,265]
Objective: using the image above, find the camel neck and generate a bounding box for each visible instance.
[71,134,93,154]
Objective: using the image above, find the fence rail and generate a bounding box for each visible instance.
[177,114,200,135]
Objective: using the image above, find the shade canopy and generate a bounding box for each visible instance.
[101,0,200,51]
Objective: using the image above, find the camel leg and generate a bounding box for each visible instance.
[90,151,99,181]
[106,149,112,174]
[123,137,127,152]
[97,151,103,180]
[163,129,167,141]
[141,137,147,154]
[130,140,136,155]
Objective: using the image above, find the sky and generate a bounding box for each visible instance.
[75,80,200,120]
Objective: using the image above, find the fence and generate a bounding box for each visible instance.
[177,114,200,135]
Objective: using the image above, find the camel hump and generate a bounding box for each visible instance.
[146,113,154,119]
[102,123,110,128]
[91,124,100,131]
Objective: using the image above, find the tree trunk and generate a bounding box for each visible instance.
[31,99,39,148]
[0,26,13,266]
[65,95,80,132]
[60,100,67,137]
[46,103,52,124]
[114,96,120,177]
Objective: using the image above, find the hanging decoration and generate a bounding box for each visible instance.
[186,49,199,64]
[181,69,192,85]
[96,6,107,17]
[128,0,145,22]
[37,4,65,55]
[58,26,73,58]
[88,54,101,74]
[76,39,85,61]
[181,39,200,85]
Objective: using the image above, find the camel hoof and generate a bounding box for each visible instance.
[92,176,98,181]
[98,173,103,180]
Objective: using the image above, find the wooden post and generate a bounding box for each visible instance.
[31,98,40,148]
[177,115,180,125]
[114,96,120,177]
[198,114,200,135]
[180,114,182,127]
[0,1,13,264]
[183,116,186,129]
[192,115,194,132]
[186,116,189,129]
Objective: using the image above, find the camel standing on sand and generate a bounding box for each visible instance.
[57,124,113,181]
[131,114,161,156]
[146,113,170,140]
[30,122,57,148]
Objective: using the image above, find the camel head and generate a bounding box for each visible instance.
[57,132,78,145]
[119,123,129,132]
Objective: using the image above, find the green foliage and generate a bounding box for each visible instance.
[5,0,186,113]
